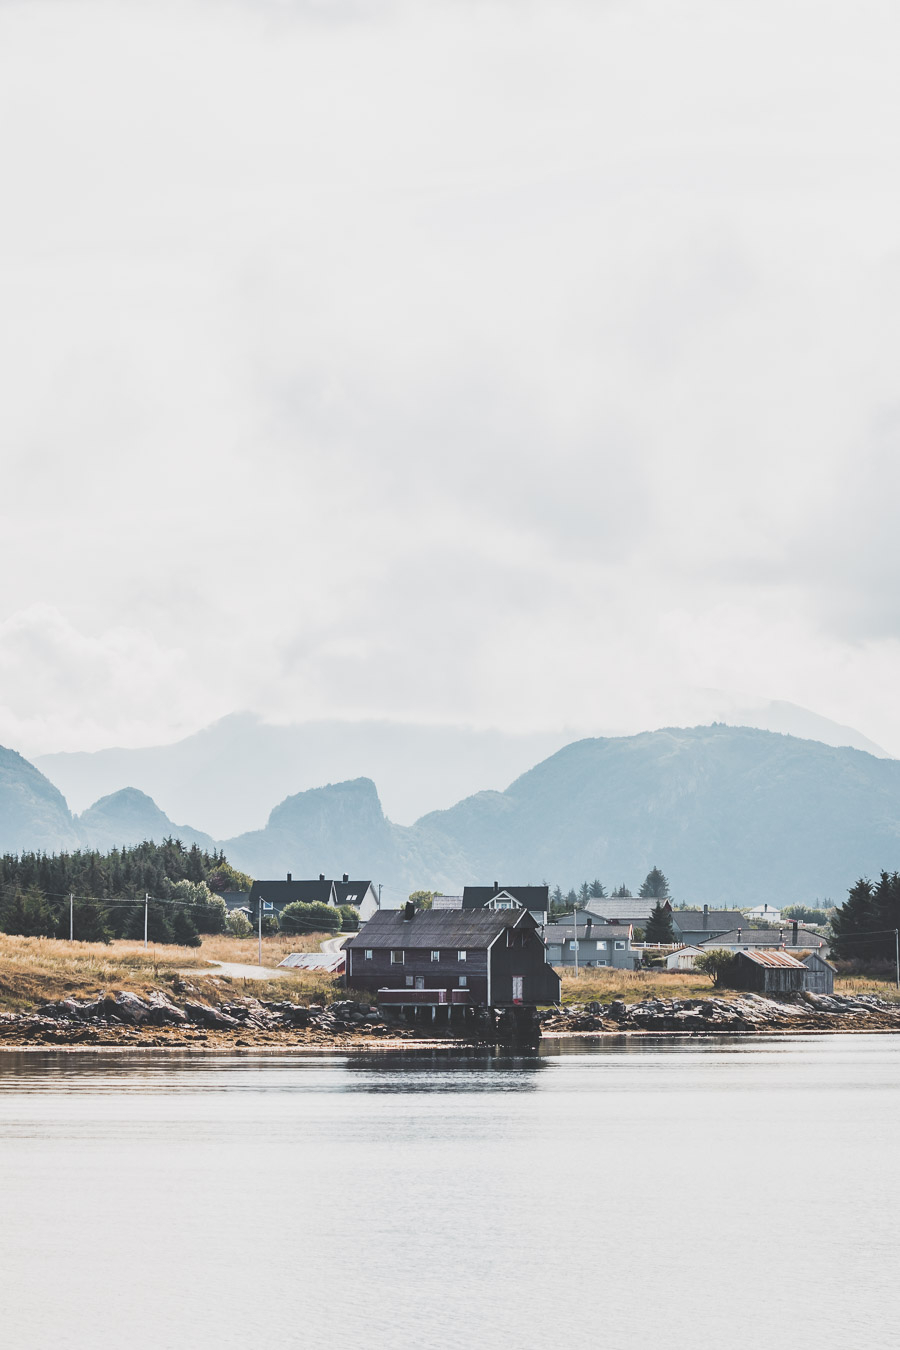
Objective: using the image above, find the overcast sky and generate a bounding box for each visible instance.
[2,0,900,759]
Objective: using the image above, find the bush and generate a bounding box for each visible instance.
[226,910,253,938]
[338,904,360,931]
[694,949,736,987]
[279,901,341,935]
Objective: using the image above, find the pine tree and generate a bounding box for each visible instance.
[644,899,675,944]
[579,882,591,905]
[589,879,606,899]
[639,867,670,899]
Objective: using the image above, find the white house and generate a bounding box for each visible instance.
[744,903,783,924]
[665,944,706,971]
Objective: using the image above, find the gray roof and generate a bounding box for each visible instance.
[462,886,549,910]
[249,879,336,908]
[346,907,532,950]
[544,923,632,943]
[585,899,654,922]
[671,910,744,932]
[698,927,827,948]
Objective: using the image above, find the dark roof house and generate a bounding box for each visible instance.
[249,874,336,919]
[727,949,809,994]
[345,905,560,1008]
[461,885,550,924]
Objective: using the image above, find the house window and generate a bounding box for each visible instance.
[568,940,577,950]
[596,941,607,951]
[431,950,440,962]
[406,975,414,987]
[391,950,404,964]
[364,949,373,960]
[457,950,467,962]
[459,976,467,988]
[615,941,626,950]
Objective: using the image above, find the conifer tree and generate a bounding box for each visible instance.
[644,899,675,944]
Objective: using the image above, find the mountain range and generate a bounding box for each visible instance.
[5,723,900,906]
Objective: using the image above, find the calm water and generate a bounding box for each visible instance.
[1,1036,899,1350]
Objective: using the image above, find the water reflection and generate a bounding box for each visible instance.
[345,1047,546,1090]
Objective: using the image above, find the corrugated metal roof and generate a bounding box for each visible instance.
[346,907,528,949]
[278,953,345,972]
[738,949,807,969]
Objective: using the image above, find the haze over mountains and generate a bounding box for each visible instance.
[5,724,900,907]
[33,700,889,835]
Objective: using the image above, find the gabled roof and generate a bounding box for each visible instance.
[671,910,745,931]
[736,949,806,969]
[249,879,336,907]
[346,908,533,950]
[544,923,632,942]
[698,927,826,948]
[585,898,655,922]
[333,880,375,906]
[462,886,549,910]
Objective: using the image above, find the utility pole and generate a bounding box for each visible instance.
[895,929,899,991]
[573,901,579,976]
[144,892,149,949]
[258,896,263,966]
[69,893,74,942]
[377,883,382,910]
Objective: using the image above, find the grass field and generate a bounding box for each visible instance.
[0,931,346,1012]
[558,965,900,1003]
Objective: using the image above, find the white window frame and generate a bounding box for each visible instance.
[459,975,467,988]
[364,949,373,960]
[596,941,607,951]
[431,950,440,962]
[405,975,414,987]
[615,941,626,950]
[457,950,467,962]
[391,950,405,964]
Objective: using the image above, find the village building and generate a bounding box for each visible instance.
[665,944,706,971]
[248,873,379,924]
[744,902,783,925]
[583,897,656,928]
[344,904,560,1009]
[428,884,551,926]
[543,918,637,969]
[697,922,829,956]
[801,950,836,994]
[727,949,809,995]
[670,905,746,945]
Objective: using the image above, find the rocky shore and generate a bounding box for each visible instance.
[2,989,899,1050]
[543,991,900,1034]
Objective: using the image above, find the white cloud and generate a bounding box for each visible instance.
[3,0,900,757]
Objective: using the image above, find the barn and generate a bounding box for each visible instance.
[729,948,808,994]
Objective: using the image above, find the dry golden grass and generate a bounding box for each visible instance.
[558,966,900,1004]
[0,932,345,1012]
[558,967,720,1003]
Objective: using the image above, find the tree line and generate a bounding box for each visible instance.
[0,840,252,946]
[830,872,900,964]
[549,867,671,915]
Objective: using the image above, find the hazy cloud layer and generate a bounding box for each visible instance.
[2,0,900,754]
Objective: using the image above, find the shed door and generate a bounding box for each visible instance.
[512,976,523,1003]
[415,977,425,990]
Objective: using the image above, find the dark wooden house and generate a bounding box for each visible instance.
[344,904,560,1009]
[729,948,808,994]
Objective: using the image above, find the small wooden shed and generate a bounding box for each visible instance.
[729,949,808,994]
[801,950,836,995]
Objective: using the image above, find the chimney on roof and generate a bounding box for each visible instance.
[737,926,742,944]
[586,915,592,934]
[286,872,292,882]
[493,881,498,891]
[342,873,349,883]
[319,873,325,882]
[403,900,415,921]
[703,904,709,930]
[792,920,799,945]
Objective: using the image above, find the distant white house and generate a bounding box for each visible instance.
[744,903,783,924]
[665,944,705,971]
